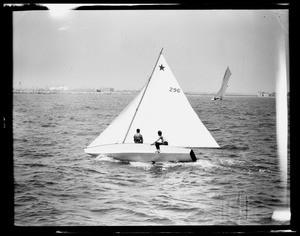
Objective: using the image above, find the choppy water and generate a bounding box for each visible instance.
[13,93,290,226]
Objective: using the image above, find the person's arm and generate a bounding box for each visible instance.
[152,136,161,145]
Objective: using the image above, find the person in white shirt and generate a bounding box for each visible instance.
[152,130,168,152]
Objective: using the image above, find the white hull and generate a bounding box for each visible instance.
[84,143,196,162]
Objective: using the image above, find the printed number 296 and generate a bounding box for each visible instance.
[169,87,180,93]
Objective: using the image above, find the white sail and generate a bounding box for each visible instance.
[87,50,219,150]
[87,85,146,147]
[213,66,232,100]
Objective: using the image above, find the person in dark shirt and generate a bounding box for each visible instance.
[133,128,143,143]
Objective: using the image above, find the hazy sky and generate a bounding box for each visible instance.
[13,7,288,94]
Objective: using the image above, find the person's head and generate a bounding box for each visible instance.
[158,130,162,136]
[137,129,140,133]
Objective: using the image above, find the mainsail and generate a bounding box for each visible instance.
[212,66,232,100]
[87,49,219,149]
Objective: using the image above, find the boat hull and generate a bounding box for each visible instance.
[84,143,196,162]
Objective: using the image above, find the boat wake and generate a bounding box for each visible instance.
[93,154,219,172]
[194,159,217,168]
[94,154,120,162]
[129,158,218,171]
[129,161,154,170]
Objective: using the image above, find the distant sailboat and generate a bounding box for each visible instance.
[212,66,232,100]
[84,48,220,162]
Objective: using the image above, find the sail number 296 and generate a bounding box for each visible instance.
[169,87,181,93]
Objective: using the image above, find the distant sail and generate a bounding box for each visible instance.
[212,66,232,100]
[87,51,219,149]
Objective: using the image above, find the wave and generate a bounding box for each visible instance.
[23,120,34,123]
[222,144,249,150]
[94,154,120,162]
[209,128,221,131]
[14,138,28,142]
[90,206,153,221]
[23,163,48,168]
[129,161,153,170]
[41,124,56,128]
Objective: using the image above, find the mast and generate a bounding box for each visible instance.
[122,48,164,143]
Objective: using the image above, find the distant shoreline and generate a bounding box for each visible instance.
[13,89,263,97]
[12,89,137,95]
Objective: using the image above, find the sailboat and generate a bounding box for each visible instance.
[84,48,220,162]
[211,66,232,100]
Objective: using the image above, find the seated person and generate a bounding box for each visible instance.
[152,130,168,152]
[133,128,143,143]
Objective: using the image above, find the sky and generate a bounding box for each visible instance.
[13,6,289,94]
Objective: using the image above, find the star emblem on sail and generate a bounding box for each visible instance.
[86,50,220,149]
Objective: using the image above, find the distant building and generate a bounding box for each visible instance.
[269,92,276,97]
[257,91,275,97]
[49,86,68,91]
[258,92,269,97]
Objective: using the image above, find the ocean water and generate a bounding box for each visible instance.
[13,93,290,226]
